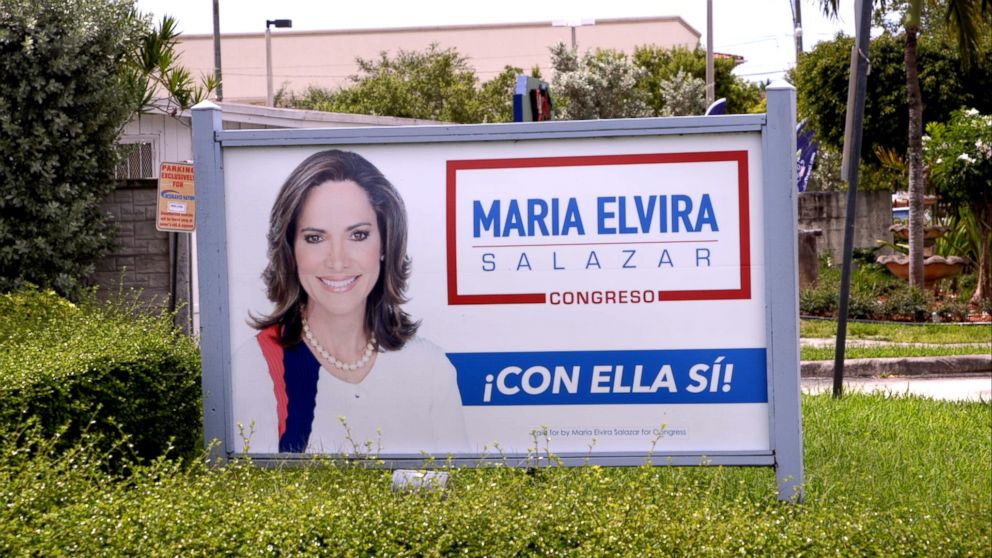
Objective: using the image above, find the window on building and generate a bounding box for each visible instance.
[116,142,155,179]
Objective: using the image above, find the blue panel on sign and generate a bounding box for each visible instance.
[449,348,767,405]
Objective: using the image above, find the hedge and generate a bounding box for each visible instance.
[0,288,201,463]
[0,393,988,555]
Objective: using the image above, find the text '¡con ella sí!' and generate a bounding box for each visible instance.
[449,349,767,406]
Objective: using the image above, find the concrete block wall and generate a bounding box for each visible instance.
[798,190,893,261]
[94,179,187,315]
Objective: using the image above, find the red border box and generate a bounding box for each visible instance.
[446,152,751,305]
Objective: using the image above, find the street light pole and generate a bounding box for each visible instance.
[552,18,595,50]
[265,25,272,106]
[265,19,292,107]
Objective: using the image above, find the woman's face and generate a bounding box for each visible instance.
[294,180,382,323]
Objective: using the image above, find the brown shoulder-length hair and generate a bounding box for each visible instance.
[250,149,418,350]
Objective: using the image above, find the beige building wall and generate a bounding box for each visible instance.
[175,16,701,104]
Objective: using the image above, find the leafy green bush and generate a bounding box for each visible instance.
[633,45,763,115]
[0,0,150,298]
[0,288,201,464]
[550,44,650,120]
[800,283,838,316]
[924,108,992,304]
[933,298,970,321]
[879,285,933,321]
[800,260,892,319]
[799,255,982,321]
[846,290,882,320]
[0,394,988,555]
[800,257,838,316]
[282,45,526,124]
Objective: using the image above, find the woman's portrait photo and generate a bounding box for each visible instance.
[233,149,467,454]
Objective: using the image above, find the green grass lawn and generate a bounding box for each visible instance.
[801,343,991,361]
[2,394,989,556]
[800,319,991,360]
[801,318,992,344]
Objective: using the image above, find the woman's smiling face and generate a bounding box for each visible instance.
[294,180,382,323]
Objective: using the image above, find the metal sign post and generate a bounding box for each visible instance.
[834,0,875,398]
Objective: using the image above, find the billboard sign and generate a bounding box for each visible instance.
[193,85,803,500]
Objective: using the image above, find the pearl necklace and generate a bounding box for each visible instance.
[301,315,376,371]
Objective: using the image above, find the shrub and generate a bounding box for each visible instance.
[0,0,149,298]
[0,394,988,556]
[633,45,763,115]
[550,43,651,120]
[0,288,201,464]
[852,261,906,299]
[800,284,838,316]
[797,252,987,321]
[846,290,882,320]
[924,108,992,304]
[800,259,836,316]
[800,259,892,318]
[955,269,978,301]
[880,284,933,321]
[933,298,970,321]
[283,45,523,124]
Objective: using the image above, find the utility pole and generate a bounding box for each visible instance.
[793,0,804,65]
[212,0,222,101]
[705,0,714,107]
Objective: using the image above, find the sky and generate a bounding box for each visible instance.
[133,0,861,83]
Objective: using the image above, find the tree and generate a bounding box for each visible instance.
[282,45,523,124]
[127,15,217,116]
[795,32,990,158]
[819,0,991,290]
[286,42,762,124]
[633,45,763,115]
[474,65,524,124]
[923,108,992,304]
[657,69,707,116]
[549,43,651,120]
[0,0,147,297]
[285,44,475,122]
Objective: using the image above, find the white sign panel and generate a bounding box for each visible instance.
[221,133,769,456]
[194,94,803,499]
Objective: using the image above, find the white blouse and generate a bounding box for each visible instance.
[233,335,468,455]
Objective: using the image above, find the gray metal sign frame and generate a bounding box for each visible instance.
[192,84,802,501]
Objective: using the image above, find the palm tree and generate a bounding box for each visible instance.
[818,0,990,289]
[127,16,218,116]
